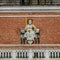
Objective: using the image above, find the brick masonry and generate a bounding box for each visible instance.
[0,13,60,46]
[0,13,60,44]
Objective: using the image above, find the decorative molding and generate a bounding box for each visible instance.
[0,6,60,13]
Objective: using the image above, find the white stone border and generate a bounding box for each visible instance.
[0,15,60,18]
[0,44,59,46]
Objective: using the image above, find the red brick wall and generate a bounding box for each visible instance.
[0,14,60,44]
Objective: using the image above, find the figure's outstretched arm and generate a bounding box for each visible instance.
[25,25,28,31]
[33,25,37,31]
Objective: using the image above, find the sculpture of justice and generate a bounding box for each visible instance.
[20,19,40,44]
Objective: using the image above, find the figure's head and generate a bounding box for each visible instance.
[27,19,33,25]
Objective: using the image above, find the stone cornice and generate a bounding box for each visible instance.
[0,6,60,13]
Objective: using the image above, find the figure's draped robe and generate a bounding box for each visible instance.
[24,24,36,44]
